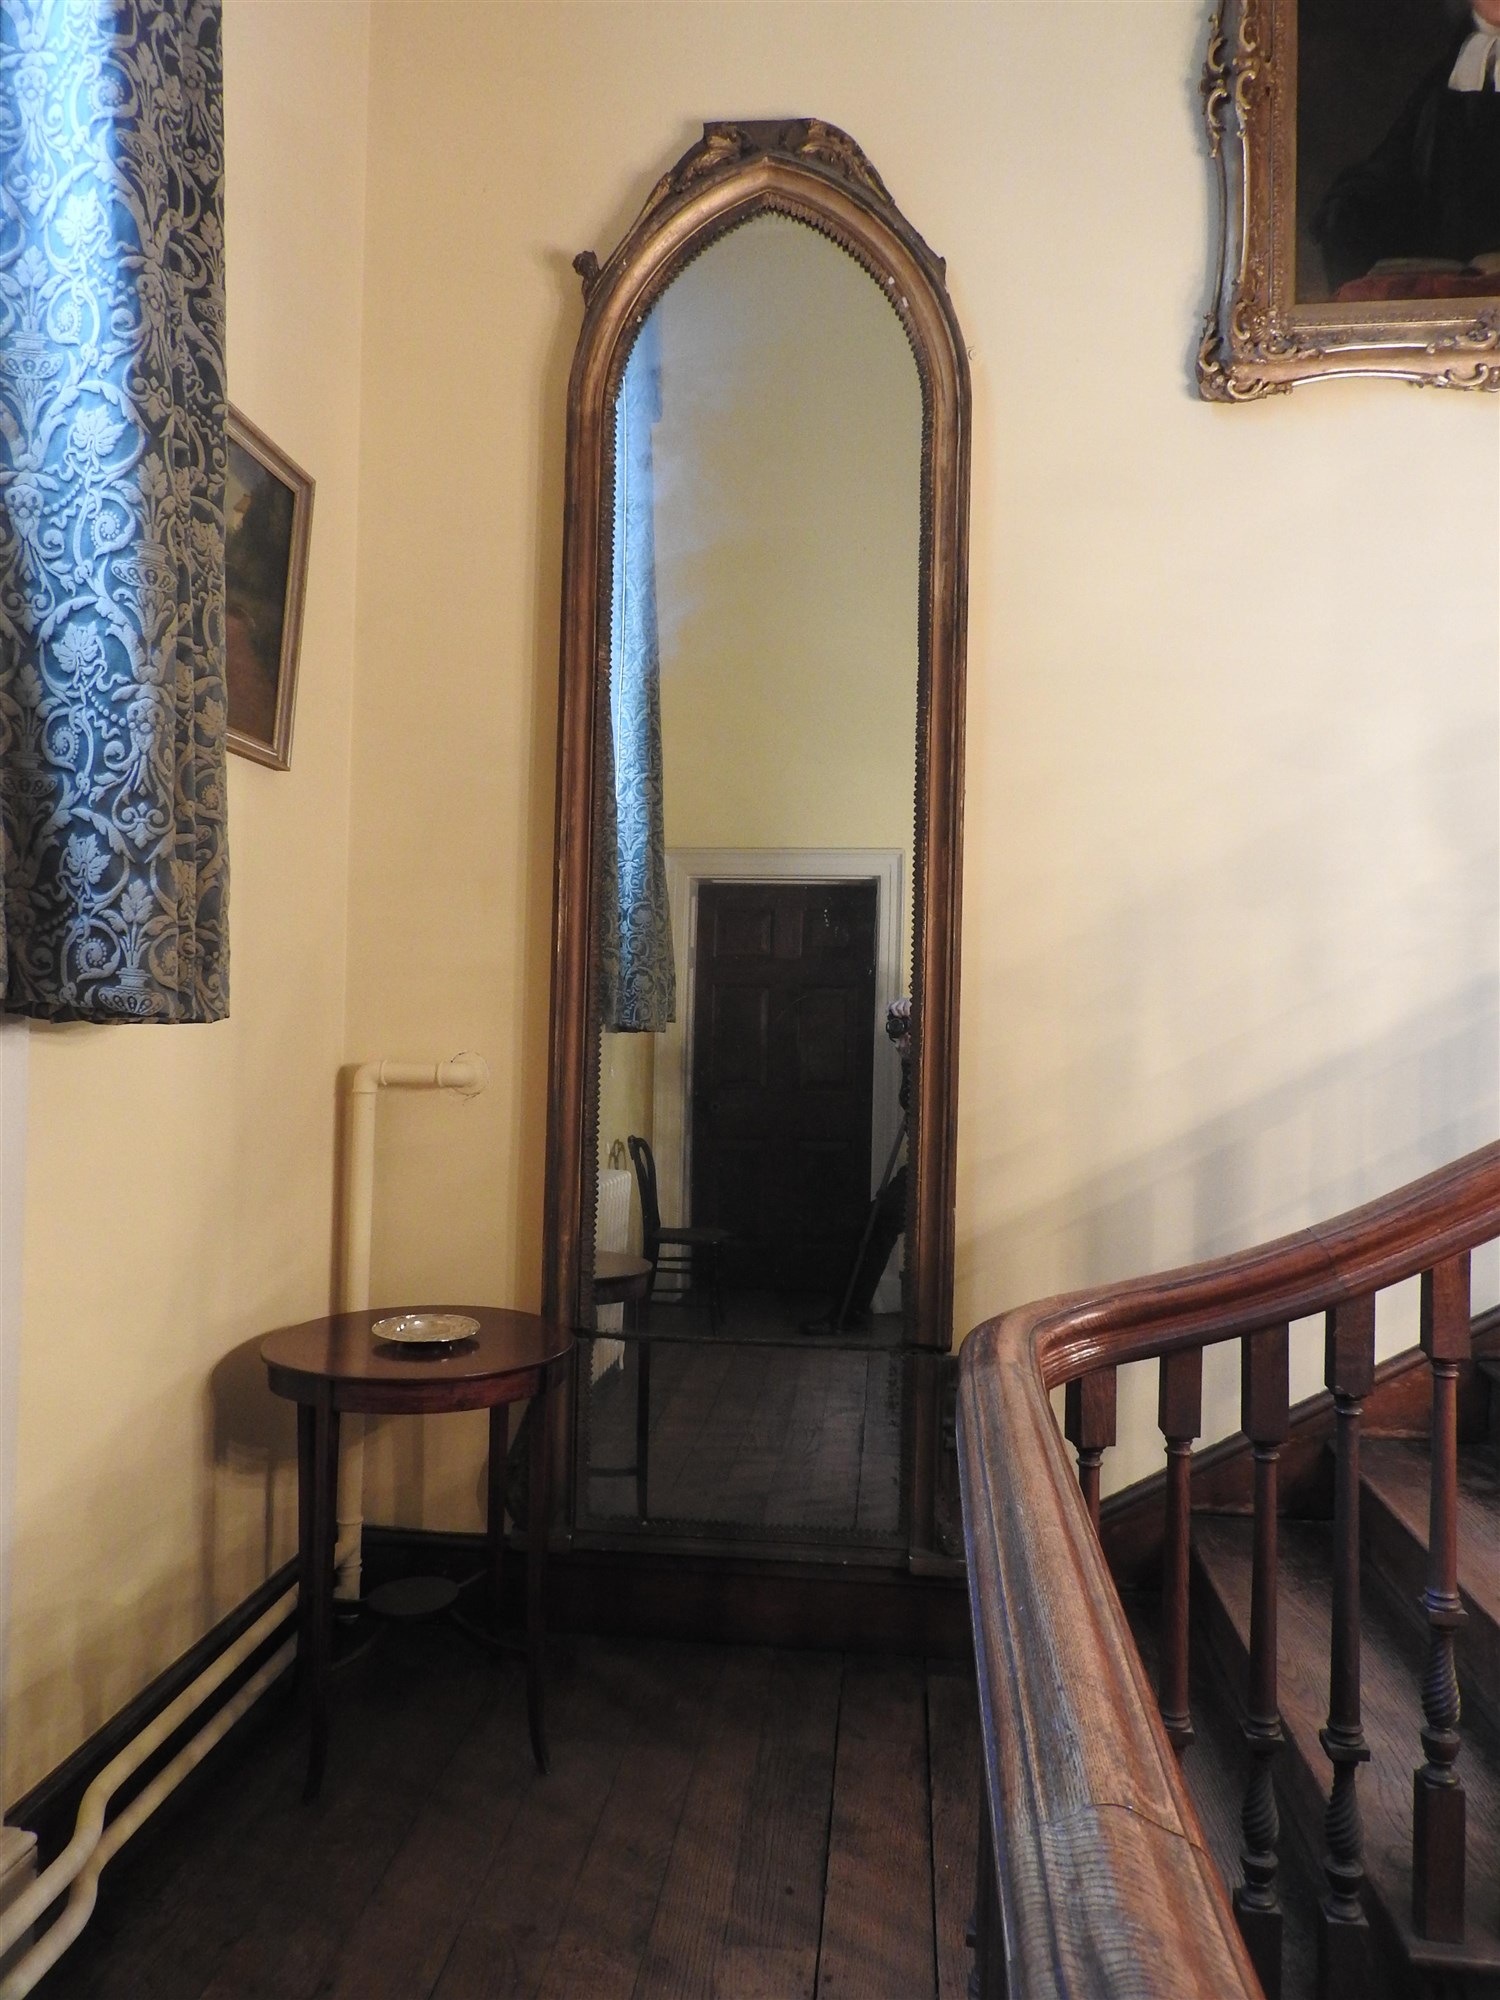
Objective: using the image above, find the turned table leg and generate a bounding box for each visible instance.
[302,1392,340,1801]
[526,1367,554,1774]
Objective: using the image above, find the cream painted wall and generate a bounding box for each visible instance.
[652,213,920,870]
[598,1032,653,1203]
[350,0,1497,1525]
[4,2,372,1802]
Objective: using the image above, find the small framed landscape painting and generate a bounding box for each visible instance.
[1200,0,1500,397]
[225,408,314,768]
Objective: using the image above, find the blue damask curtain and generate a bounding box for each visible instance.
[0,0,228,1023]
[599,317,674,1034]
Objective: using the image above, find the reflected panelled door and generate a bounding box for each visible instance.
[693,881,878,1294]
[543,120,970,1557]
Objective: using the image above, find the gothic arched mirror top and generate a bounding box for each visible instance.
[543,120,969,1552]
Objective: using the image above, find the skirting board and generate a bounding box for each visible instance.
[362,1528,970,1660]
[7,1558,297,1866]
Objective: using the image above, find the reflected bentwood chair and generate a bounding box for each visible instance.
[626,1135,732,1329]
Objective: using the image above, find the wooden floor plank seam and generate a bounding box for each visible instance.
[532,1642,732,2000]
[923,1671,940,2000]
[810,1653,847,2000]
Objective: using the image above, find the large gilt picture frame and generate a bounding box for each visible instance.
[1200,0,1500,397]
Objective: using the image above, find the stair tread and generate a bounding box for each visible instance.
[1362,1437,1500,1637]
[1195,1513,1500,1976]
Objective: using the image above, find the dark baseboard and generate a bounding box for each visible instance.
[8,1559,298,1866]
[361,1527,970,1659]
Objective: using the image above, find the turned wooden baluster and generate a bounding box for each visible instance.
[1413,1252,1471,1942]
[1158,1347,1203,1752]
[1317,1295,1375,1998]
[1064,1367,1117,1530]
[1235,1322,1289,2000]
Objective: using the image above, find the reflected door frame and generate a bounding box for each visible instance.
[653,848,905,1295]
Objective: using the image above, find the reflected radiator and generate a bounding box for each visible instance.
[591,1167,631,1382]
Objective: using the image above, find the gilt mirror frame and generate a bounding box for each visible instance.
[541,120,970,1537]
[1200,0,1500,398]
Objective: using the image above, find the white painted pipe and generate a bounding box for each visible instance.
[0,1638,297,1999]
[334,1054,490,1600]
[0,1589,297,1991]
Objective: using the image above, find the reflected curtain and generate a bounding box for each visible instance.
[599,315,674,1033]
[0,0,229,1023]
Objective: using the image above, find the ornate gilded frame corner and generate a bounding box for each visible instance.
[1198,0,1500,399]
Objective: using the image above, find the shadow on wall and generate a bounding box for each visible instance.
[204,1337,298,1613]
[978,975,1497,1294]
[4,1358,300,1803]
[965,974,1499,1496]
[206,1336,498,1570]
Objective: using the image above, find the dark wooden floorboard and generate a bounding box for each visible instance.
[816,1653,936,2000]
[717,1651,843,1999]
[533,1643,726,2000]
[193,1628,498,2000]
[629,1648,775,1999]
[925,1658,980,2000]
[37,1621,494,2000]
[34,1691,307,2000]
[33,1630,973,2000]
[428,1642,681,2000]
[321,1648,551,1998]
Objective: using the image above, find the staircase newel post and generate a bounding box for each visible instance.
[1316,1295,1375,1999]
[1063,1366,1116,1531]
[1412,1253,1470,1943]
[1234,1322,1289,2000]
[1158,1346,1203,1752]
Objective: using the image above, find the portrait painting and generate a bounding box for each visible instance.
[225,409,314,769]
[1200,0,1500,395]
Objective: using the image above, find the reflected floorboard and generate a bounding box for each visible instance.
[583,1290,904,1537]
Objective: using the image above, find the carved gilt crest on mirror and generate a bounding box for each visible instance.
[1201,0,1500,397]
[541,121,970,1554]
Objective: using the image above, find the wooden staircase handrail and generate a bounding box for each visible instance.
[957,1139,1500,2000]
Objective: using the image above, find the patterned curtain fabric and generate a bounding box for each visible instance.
[0,0,229,1023]
[599,317,674,1034]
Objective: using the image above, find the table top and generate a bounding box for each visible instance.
[260,1306,573,1397]
[593,1251,652,1296]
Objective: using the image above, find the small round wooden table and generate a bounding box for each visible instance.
[261,1306,573,1798]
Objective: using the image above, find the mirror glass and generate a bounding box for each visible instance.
[580,214,922,1546]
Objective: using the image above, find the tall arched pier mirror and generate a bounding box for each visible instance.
[542,121,969,1559]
